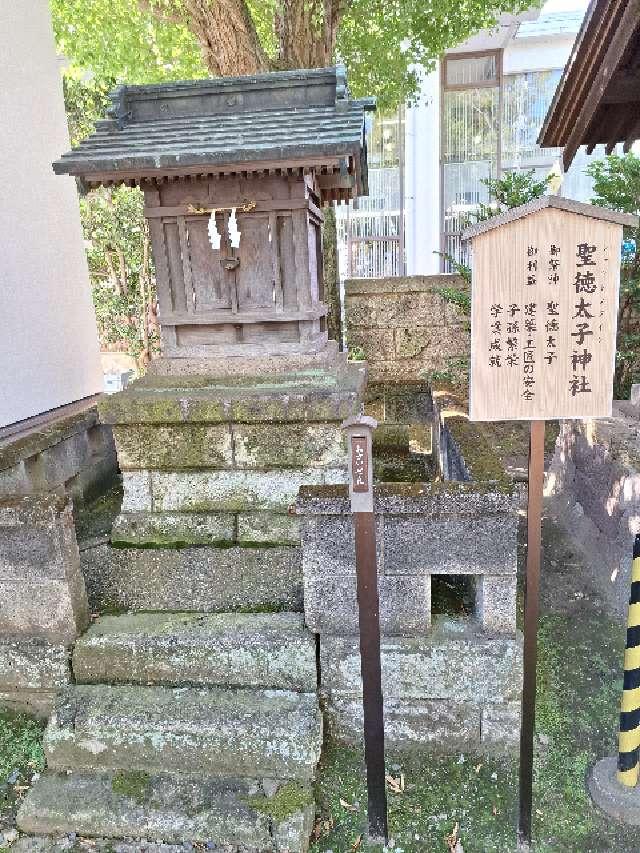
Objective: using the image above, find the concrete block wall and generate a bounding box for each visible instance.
[344,275,469,382]
[0,402,116,716]
[0,405,117,504]
[0,493,90,715]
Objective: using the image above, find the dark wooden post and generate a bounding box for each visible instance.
[342,414,389,844]
[518,419,546,847]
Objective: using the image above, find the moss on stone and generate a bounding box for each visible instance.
[444,416,511,489]
[228,602,290,613]
[74,481,123,542]
[247,781,313,822]
[111,770,150,804]
[110,537,235,550]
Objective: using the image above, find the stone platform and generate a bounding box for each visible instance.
[99,356,364,547]
[18,611,321,852]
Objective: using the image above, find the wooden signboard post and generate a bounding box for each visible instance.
[342,413,389,845]
[463,196,637,847]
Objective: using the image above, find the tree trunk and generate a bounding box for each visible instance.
[147,0,344,76]
[144,0,269,76]
[322,204,343,348]
[275,0,342,69]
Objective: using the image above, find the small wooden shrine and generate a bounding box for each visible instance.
[54,66,373,361]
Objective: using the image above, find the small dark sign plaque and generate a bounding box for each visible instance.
[351,435,369,493]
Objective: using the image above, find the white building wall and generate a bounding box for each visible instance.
[0,2,102,428]
[405,67,441,276]
[503,36,574,74]
[404,28,581,276]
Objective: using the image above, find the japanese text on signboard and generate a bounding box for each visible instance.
[469,208,619,420]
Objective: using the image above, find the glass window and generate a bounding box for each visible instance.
[502,70,563,169]
[446,55,497,86]
[336,108,405,278]
[443,88,499,164]
[441,67,499,271]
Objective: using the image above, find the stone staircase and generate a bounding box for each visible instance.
[17,612,322,852]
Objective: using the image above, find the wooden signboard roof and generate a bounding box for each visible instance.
[463,196,638,240]
[538,0,640,168]
[53,66,374,200]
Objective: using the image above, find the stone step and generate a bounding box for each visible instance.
[44,684,322,782]
[81,542,303,613]
[17,772,314,852]
[73,612,317,692]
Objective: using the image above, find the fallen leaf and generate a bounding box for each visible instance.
[340,798,357,811]
[386,774,403,793]
[445,822,463,852]
[474,763,482,774]
[311,819,323,841]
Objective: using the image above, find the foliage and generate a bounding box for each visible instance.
[587,152,640,398]
[475,169,553,222]
[425,356,470,389]
[0,712,46,826]
[80,185,158,366]
[347,345,366,361]
[51,0,206,84]
[61,75,159,367]
[51,0,539,111]
[63,72,115,146]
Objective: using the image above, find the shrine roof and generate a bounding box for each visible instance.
[53,66,374,199]
[462,195,638,241]
[538,0,640,168]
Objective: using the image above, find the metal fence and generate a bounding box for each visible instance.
[336,167,404,279]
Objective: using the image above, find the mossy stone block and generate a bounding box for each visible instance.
[233,423,346,469]
[111,511,235,547]
[43,684,322,781]
[237,512,301,545]
[114,425,233,470]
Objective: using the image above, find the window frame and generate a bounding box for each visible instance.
[440,50,503,271]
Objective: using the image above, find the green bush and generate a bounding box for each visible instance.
[587,153,640,399]
[64,75,159,369]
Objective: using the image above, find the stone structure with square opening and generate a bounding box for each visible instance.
[296,384,523,753]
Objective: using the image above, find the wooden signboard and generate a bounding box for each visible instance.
[465,197,636,423]
[464,196,638,847]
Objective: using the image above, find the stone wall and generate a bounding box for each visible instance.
[344,275,469,382]
[0,401,117,716]
[546,397,640,618]
[0,493,89,715]
[0,403,117,504]
[296,384,522,753]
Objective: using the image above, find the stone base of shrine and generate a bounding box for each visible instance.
[98,356,365,547]
[321,626,523,753]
